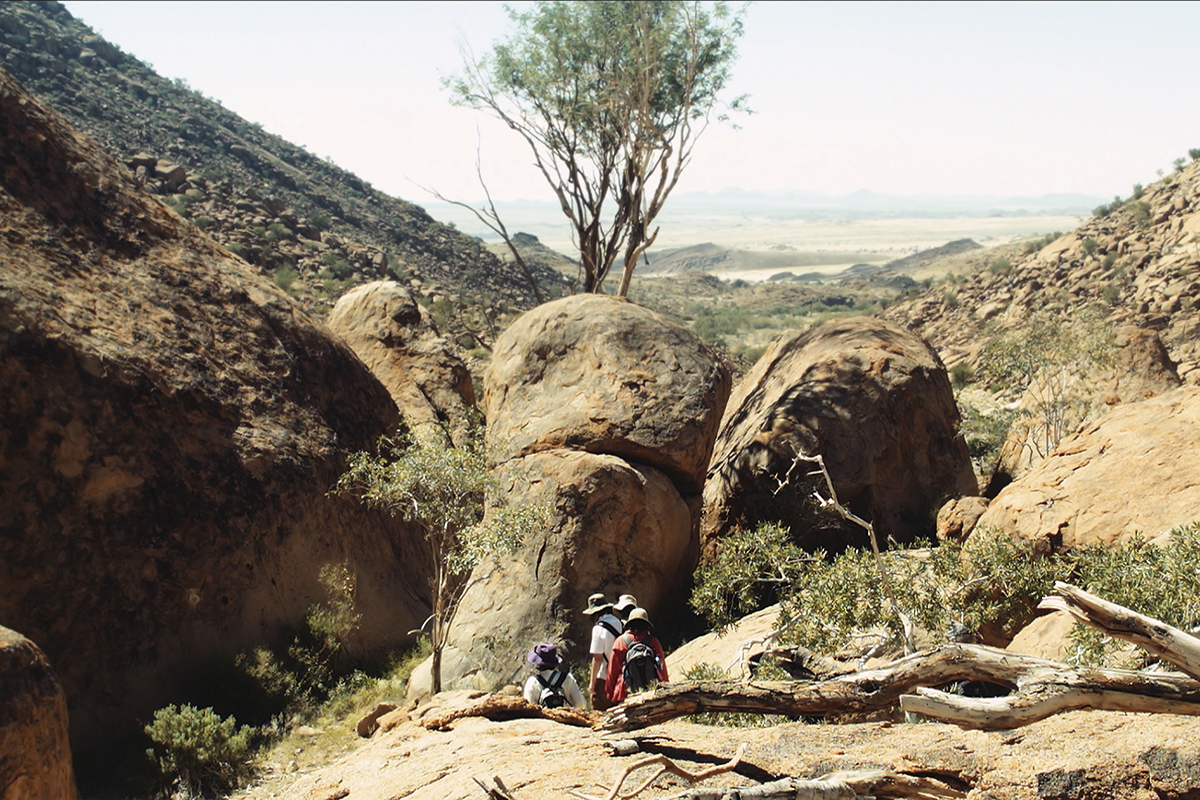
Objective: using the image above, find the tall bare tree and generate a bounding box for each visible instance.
[448,1,747,296]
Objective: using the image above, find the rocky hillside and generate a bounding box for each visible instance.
[0,1,565,333]
[886,156,1200,383]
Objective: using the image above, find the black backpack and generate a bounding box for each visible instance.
[535,670,569,708]
[622,639,659,693]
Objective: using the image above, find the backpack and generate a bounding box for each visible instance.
[535,670,569,708]
[622,639,659,693]
[598,618,621,638]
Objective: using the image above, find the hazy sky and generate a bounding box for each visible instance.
[61,1,1200,205]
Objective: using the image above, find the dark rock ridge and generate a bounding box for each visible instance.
[0,68,430,771]
[703,316,977,555]
[0,1,566,323]
[0,626,76,800]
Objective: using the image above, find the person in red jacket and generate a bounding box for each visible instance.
[606,607,669,705]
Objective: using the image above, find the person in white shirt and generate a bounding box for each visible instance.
[522,642,585,709]
[585,593,624,710]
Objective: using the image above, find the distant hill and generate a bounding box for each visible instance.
[0,1,565,335]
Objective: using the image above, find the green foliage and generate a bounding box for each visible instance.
[1067,523,1200,667]
[1190,149,1200,162]
[235,563,362,718]
[691,522,811,630]
[977,307,1116,461]
[308,211,331,231]
[334,424,550,692]
[694,527,1065,656]
[942,290,959,308]
[1174,157,1187,173]
[144,704,254,796]
[273,264,297,291]
[949,362,974,388]
[1101,282,1121,306]
[1081,238,1099,257]
[321,252,353,279]
[1126,200,1151,229]
[957,404,1019,475]
[449,0,746,295]
[988,256,1011,276]
[1131,183,1144,200]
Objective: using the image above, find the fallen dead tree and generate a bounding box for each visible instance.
[604,583,1200,733]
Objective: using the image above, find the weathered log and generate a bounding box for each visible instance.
[420,694,597,730]
[1038,581,1200,680]
[602,643,1200,732]
[597,771,962,800]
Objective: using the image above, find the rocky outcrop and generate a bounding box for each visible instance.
[0,627,76,800]
[972,386,1200,552]
[410,295,731,696]
[887,157,1200,386]
[327,280,476,445]
[0,69,430,767]
[704,317,978,555]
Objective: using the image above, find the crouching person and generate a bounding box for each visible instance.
[523,642,586,709]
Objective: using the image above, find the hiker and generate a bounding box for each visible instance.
[613,593,638,623]
[606,607,669,706]
[523,642,585,709]
[585,593,623,711]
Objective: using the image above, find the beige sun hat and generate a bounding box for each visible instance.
[613,594,638,613]
[584,593,612,615]
[626,607,651,627]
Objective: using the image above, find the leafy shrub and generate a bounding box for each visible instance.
[1101,283,1121,306]
[1081,238,1099,257]
[1175,157,1187,173]
[273,265,297,291]
[958,404,1018,475]
[144,704,254,796]
[1126,201,1151,229]
[942,290,959,309]
[1068,523,1200,667]
[321,252,353,280]
[235,563,362,719]
[691,522,810,631]
[949,362,974,388]
[988,257,1011,276]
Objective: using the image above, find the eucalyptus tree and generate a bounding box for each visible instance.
[449,1,747,296]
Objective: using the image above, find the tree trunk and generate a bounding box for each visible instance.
[602,643,1200,733]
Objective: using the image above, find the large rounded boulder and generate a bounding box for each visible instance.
[0,70,429,768]
[484,294,731,494]
[704,316,977,555]
[974,385,1200,551]
[327,280,476,446]
[411,295,731,696]
[0,627,76,800]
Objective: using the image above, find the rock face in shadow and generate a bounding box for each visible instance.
[409,295,731,697]
[326,280,476,445]
[0,68,430,765]
[0,626,76,800]
[974,385,1200,552]
[703,316,978,556]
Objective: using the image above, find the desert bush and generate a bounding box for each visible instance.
[1081,238,1099,257]
[273,265,297,291]
[1127,201,1151,229]
[1175,157,1187,173]
[988,257,1012,276]
[1190,149,1200,162]
[1101,282,1121,306]
[958,404,1018,476]
[235,563,362,719]
[144,704,254,797]
[321,252,353,280]
[978,307,1116,462]
[942,290,959,309]
[949,362,974,388]
[1067,522,1200,667]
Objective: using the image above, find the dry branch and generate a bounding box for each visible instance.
[603,643,1200,732]
[420,694,597,730]
[1038,581,1200,680]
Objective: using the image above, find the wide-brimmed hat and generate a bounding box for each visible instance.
[584,593,612,615]
[613,594,638,613]
[626,607,652,628]
[527,642,562,670]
